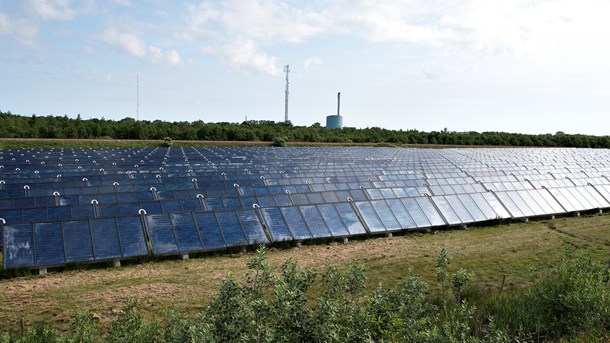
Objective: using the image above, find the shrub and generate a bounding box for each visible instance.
[525,246,610,340]
[271,137,287,147]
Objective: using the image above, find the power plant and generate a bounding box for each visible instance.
[281,65,343,128]
[326,92,343,129]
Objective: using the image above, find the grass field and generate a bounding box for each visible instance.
[1,213,608,334]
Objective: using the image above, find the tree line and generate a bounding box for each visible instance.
[1,110,609,148]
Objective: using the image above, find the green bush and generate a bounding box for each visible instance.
[4,246,609,342]
[525,246,610,340]
[271,137,287,147]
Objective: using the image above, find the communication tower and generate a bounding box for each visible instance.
[284,65,290,123]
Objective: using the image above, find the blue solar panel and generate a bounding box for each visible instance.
[306,193,324,204]
[385,199,417,229]
[370,200,401,231]
[141,201,163,214]
[256,195,275,207]
[181,199,203,212]
[222,197,242,210]
[34,222,65,267]
[63,220,94,263]
[237,209,269,245]
[48,206,72,221]
[3,209,22,224]
[193,212,226,250]
[299,205,332,238]
[334,203,367,235]
[171,213,203,252]
[119,202,141,216]
[261,207,293,242]
[0,198,13,209]
[215,211,248,247]
[13,197,35,208]
[204,197,224,210]
[71,204,95,220]
[147,214,179,255]
[291,193,310,206]
[116,216,149,257]
[317,204,349,237]
[24,207,48,222]
[91,217,123,260]
[280,207,313,240]
[414,197,446,226]
[3,223,35,269]
[354,201,384,233]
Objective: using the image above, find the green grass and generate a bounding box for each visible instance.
[0,213,608,335]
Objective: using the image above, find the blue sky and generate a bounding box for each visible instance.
[1,0,610,135]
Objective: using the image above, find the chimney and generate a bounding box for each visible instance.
[337,92,341,116]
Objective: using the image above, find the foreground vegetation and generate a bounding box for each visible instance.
[1,244,608,342]
[2,110,610,148]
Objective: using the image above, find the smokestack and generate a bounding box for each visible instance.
[337,92,341,116]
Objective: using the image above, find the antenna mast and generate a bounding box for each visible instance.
[136,73,140,121]
[284,65,289,123]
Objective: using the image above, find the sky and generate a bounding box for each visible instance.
[1,0,610,136]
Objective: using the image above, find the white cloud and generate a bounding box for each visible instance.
[330,0,457,45]
[0,11,39,46]
[183,0,326,74]
[112,0,131,6]
[181,0,610,77]
[204,37,281,75]
[101,27,183,65]
[28,0,75,21]
[0,11,10,35]
[101,27,147,57]
[149,46,182,65]
[304,57,322,69]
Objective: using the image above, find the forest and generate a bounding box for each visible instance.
[1,110,609,148]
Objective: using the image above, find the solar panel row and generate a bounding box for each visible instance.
[3,147,610,272]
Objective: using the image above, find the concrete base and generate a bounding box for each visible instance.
[522,218,529,223]
[113,260,121,268]
[576,212,581,217]
[296,241,302,247]
[599,209,603,214]
[342,237,349,244]
[38,268,47,276]
[386,232,393,238]
[241,247,247,253]
[181,254,189,261]
[460,224,468,229]
[550,215,555,220]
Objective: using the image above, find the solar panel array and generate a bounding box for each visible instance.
[2,146,610,271]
